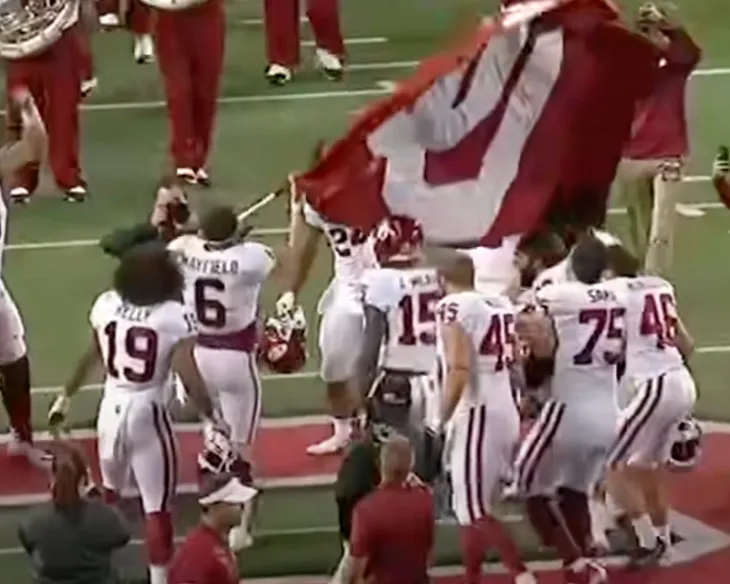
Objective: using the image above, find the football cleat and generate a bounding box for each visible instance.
[64,185,88,203]
[713,145,729,176]
[259,306,307,374]
[9,187,30,205]
[373,215,424,264]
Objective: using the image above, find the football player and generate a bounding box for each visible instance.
[603,244,696,567]
[48,244,224,584]
[276,187,377,455]
[434,251,535,584]
[0,89,47,466]
[168,205,288,551]
[515,235,626,584]
[357,215,441,441]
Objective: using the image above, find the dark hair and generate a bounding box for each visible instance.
[517,230,567,268]
[606,244,640,277]
[113,244,184,306]
[50,443,88,509]
[200,206,238,242]
[570,234,608,284]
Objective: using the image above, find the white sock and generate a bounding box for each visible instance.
[329,542,353,584]
[149,565,168,584]
[631,514,658,549]
[657,523,671,543]
[333,417,351,440]
[589,498,611,544]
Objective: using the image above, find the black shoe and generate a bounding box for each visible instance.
[628,538,667,569]
[64,186,88,203]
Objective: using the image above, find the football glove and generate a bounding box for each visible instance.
[48,394,71,430]
[275,291,296,316]
[713,146,729,176]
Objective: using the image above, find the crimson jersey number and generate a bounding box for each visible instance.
[397,291,440,346]
[640,292,677,348]
[438,302,516,371]
[194,278,226,328]
[572,307,626,366]
[102,322,158,383]
[327,227,367,258]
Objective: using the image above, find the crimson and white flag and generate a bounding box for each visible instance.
[295,0,659,245]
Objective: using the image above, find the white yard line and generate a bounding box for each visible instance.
[6,188,719,252]
[302,37,387,47]
[21,344,730,397]
[33,63,729,114]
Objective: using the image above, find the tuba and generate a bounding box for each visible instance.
[0,0,79,60]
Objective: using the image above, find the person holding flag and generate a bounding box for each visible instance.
[293,0,659,253]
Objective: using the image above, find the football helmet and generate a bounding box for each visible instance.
[373,215,424,264]
[668,416,702,471]
[198,424,252,485]
[259,305,307,374]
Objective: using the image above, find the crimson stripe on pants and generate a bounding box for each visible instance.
[151,403,175,512]
[472,405,488,520]
[523,403,564,491]
[515,401,563,490]
[245,353,262,445]
[464,408,477,522]
[609,375,664,466]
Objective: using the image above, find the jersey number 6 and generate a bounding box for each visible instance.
[103,322,159,384]
[194,278,226,329]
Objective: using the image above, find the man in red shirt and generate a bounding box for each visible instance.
[610,2,701,276]
[350,435,435,584]
[169,473,257,584]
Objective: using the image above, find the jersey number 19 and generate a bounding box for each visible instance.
[102,322,159,383]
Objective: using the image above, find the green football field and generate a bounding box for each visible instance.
[1,0,730,580]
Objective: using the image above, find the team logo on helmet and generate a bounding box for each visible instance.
[259,306,307,374]
[668,416,702,471]
[197,424,252,485]
[373,215,424,264]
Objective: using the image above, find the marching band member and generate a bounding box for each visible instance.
[98,0,155,64]
[2,0,92,203]
[140,0,225,185]
[263,0,345,86]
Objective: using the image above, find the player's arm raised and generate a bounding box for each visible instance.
[674,315,694,360]
[0,89,46,180]
[438,306,472,429]
[277,190,322,313]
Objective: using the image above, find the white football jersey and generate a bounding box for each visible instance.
[435,291,518,417]
[362,266,441,373]
[621,275,685,382]
[90,290,196,395]
[537,281,628,406]
[532,256,573,293]
[0,192,7,294]
[460,236,520,296]
[302,200,376,289]
[168,235,275,336]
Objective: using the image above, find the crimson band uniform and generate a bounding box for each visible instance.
[3,0,87,197]
[98,0,154,38]
[515,281,628,496]
[608,276,696,467]
[168,235,275,447]
[263,0,344,70]
[141,0,225,178]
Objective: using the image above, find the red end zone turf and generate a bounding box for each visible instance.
[0,423,341,500]
[2,425,730,584]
